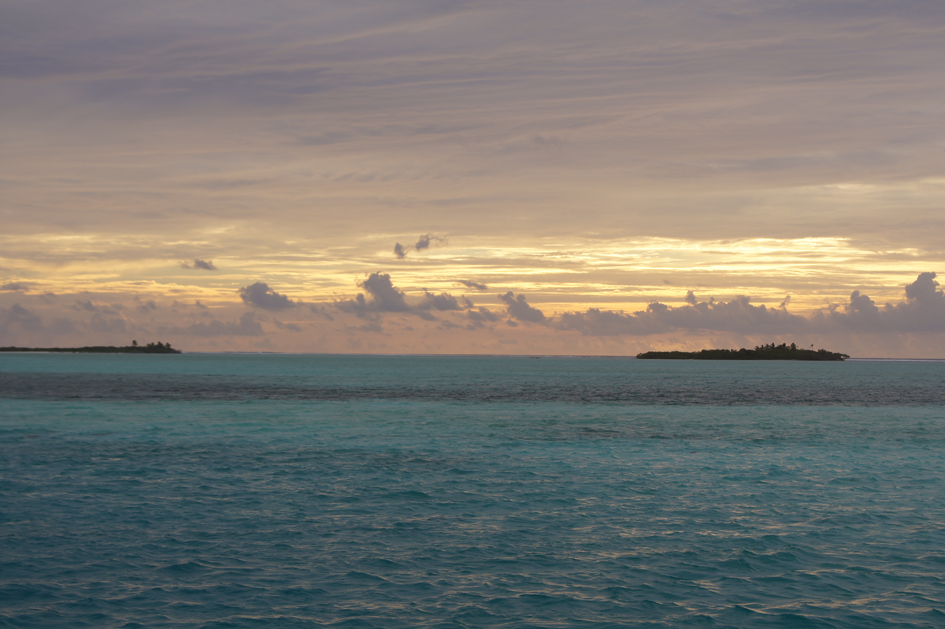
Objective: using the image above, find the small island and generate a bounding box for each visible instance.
[0,341,181,354]
[637,343,848,361]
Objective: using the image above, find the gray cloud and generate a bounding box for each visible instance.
[72,300,123,315]
[418,290,470,311]
[0,282,32,291]
[394,234,447,259]
[457,279,488,291]
[0,303,44,333]
[136,298,158,313]
[0,303,77,338]
[498,291,547,324]
[272,318,303,332]
[308,303,335,321]
[337,272,470,318]
[557,295,806,336]
[415,233,445,252]
[466,306,500,329]
[89,312,127,334]
[338,273,411,316]
[239,282,297,310]
[812,272,945,333]
[557,273,945,336]
[182,259,217,271]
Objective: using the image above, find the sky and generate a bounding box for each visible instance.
[2,0,945,356]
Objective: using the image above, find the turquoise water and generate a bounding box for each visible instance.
[1,354,944,627]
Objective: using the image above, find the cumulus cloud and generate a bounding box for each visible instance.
[393,234,447,259]
[457,279,488,291]
[308,303,335,321]
[557,295,805,336]
[337,272,470,318]
[557,273,945,336]
[813,272,945,333]
[181,259,217,271]
[418,290,470,311]
[338,273,411,315]
[239,282,297,310]
[0,303,77,338]
[72,300,123,315]
[136,298,158,313]
[498,291,547,323]
[0,282,32,292]
[0,303,44,333]
[89,312,127,333]
[466,306,500,328]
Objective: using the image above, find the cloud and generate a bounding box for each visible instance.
[557,273,945,336]
[558,295,806,336]
[181,259,217,271]
[0,303,44,333]
[0,304,76,338]
[905,272,941,303]
[414,233,444,252]
[168,312,264,337]
[337,272,471,319]
[89,312,127,333]
[418,290,470,311]
[498,291,547,323]
[466,306,500,328]
[393,234,447,259]
[308,303,335,321]
[239,282,297,310]
[457,279,488,291]
[136,298,158,313]
[72,300,123,315]
[339,273,411,315]
[813,272,945,333]
[272,319,303,332]
[0,282,32,291]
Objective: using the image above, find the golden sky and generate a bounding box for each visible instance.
[2,1,945,356]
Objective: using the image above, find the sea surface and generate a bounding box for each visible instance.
[1,353,944,628]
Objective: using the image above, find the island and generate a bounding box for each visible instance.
[637,343,848,361]
[0,341,181,354]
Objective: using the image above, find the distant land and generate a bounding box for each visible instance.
[0,342,181,354]
[637,343,849,361]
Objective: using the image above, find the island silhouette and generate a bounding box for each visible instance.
[637,342,848,361]
[0,341,181,354]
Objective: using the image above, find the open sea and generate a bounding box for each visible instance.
[1,353,944,628]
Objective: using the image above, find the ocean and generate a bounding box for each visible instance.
[1,353,944,628]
